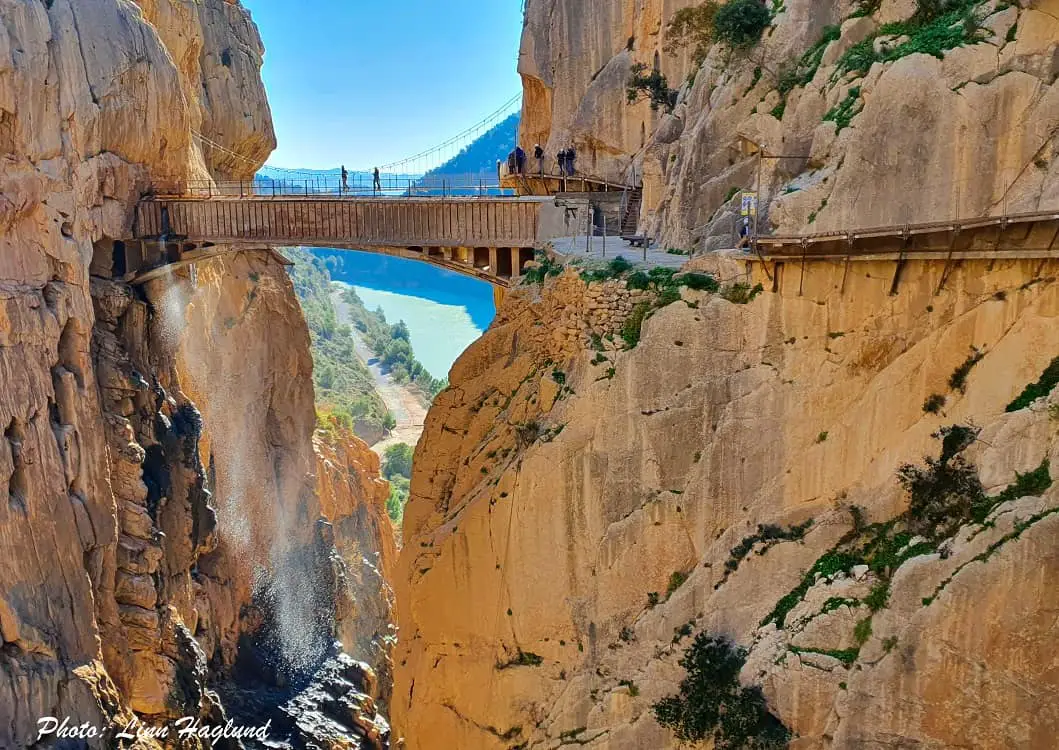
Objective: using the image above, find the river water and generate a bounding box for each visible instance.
[310,249,495,380]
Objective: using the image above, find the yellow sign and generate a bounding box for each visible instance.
[741,191,757,217]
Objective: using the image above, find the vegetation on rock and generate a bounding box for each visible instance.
[712,0,772,49]
[1006,355,1059,412]
[382,443,414,523]
[654,633,790,748]
[627,63,678,112]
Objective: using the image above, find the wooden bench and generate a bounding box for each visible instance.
[624,235,651,248]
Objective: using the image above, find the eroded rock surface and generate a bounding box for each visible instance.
[394,256,1059,749]
[1,1,390,746]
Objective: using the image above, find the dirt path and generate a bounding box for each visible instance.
[332,287,429,455]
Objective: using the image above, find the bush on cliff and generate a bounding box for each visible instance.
[654,633,790,748]
[626,63,678,112]
[713,0,771,49]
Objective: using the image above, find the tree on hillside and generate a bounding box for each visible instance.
[383,442,414,480]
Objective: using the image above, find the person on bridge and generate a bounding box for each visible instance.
[533,144,544,175]
[373,167,381,194]
[497,159,502,183]
[341,165,348,194]
[514,145,526,175]
[565,146,577,175]
[556,148,567,177]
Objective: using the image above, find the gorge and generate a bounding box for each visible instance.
[3,0,1059,749]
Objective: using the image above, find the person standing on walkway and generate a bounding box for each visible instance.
[341,165,348,194]
[533,144,544,175]
[373,167,381,194]
[565,146,577,175]
[514,145,526,175]
[557,148,567,177]
[497,159,502,184]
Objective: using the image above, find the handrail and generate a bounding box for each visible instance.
[148,173,518,200]
[754,209,1059,246]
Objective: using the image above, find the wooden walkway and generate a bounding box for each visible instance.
[748,210,1059,295]
[128,196,564,286]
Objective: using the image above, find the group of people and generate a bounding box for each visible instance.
[502,144,577,178]
[339,165,383,194]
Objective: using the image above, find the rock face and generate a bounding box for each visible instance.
[0,1,389,746]
[394,255,1059,748]
[518,0,1059,249]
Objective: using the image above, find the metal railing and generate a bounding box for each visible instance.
[149,172,518,199]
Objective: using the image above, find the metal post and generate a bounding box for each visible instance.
[754,148,763,242]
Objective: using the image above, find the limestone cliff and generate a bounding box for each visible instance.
[519,0,1059,248]
[0,1,389,746]
[394,256,1059,748]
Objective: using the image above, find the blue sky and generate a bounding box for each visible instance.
[242,0,524,170]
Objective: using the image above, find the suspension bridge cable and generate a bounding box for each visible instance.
[377,93,522,172]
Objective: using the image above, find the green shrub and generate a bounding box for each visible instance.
[626,270,651,289]
[1006,355,1059,411]
[653,634,790,747]
[681,272,720,292]
[522,251,564,285]
[971,459,1052,523]
[823,86,862,132]
[948,347,984,393]
[627,63,678,112]
[722,519,812,581]
[622,302,652,348]
[497,650,544,669]
[713,0,772,49]
[383,442,414,480]
[898,425,984,539]
[864,581,890,612]
[923,393,946,414]
[667,571,689,596]
[721,282,764,303]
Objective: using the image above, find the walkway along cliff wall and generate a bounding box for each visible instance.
[518,0,1059,249]
[393,254,1059,748]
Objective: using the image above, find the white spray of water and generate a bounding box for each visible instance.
[153,258,328,674]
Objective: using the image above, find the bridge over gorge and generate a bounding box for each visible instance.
[122,189,588,289]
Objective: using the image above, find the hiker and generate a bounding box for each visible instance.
[557,148,567,177]
[737,216,751,251]
[514,145,526,175]
[341,165,348,194]
[497,159,502,183]
[507,149,517,174]
[533,143,544,175]
[373,167,381,194]
[565,146,577,175]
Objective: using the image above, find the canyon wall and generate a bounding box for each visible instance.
[519,0,1059,248]
[394,255,1059,748]
[0,1,391,746]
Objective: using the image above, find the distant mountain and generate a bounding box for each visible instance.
[419,112,519,180]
